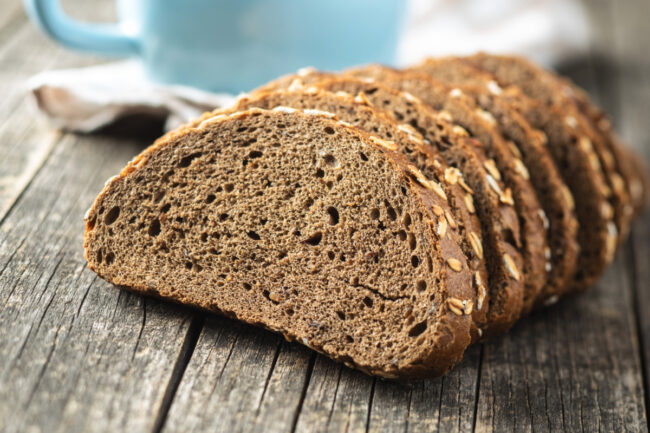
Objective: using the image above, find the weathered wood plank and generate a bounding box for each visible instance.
[0,132,197,433]
[161,316,314,433]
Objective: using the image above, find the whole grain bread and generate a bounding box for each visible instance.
[413,56,617,292]
[459,54,636,243]
[303,77,526,336]
[344,65,548,314]
[84,108,478,379]
[214,87,490,341]
[404,61,580,305]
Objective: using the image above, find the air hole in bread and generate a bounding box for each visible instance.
[370,208,380,219]
[304,198,314,209]
[363,296,374,308]
[303,232,322,246]
[324,154,339,168]
[408,233,416,250]
[385,202,397,221]
[219,213,229,221]
[161,203,171,213]
[178,152,202,168]
[327,207,339,225]
[104,206,120,225]
[316,169,324,178]
[408,320,427,337]
[185,262,192,270]
[346,335,354,343]
[324,126,335,135]
[243,282,251,290]
[247,231,261,240]
[96,249,102,264]
[398,230,407,241]
[205,194,216,204]
[336,311,346,320]
[416,280,427,292]
[224,183,234,192]
[105,252,115,265]
[411,255,420,268]
[359,152,368,161]
[327,251,335,260]
[403,213,412,228]
[200,233,208,242]
[249,150,263,159]
[148,219,161,237]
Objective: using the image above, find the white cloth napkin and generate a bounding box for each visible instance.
[28,0,590,133]
[28,60,235,132]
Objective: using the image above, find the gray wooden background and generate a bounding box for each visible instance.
[0,0,649,432]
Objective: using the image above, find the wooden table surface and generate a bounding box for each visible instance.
[1,0,649,432]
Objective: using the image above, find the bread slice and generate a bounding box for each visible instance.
[211,87,490,341]
[84,108,476,379]
[413,56,617,292]
[458,54,635,243]
[403,62,579,306]
[297,77,526,336]
[344,65,548,314]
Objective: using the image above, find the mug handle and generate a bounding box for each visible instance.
[23,0,139,57]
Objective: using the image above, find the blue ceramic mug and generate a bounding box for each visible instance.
[23,0,406,92]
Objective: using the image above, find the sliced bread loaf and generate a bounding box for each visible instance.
[344,65,548,314]
[214,87,490,341]
[413,56,618,292]
[302,77,526,336]
[459,54,636,243]
[84,108,476,378]
[402,62,580,305]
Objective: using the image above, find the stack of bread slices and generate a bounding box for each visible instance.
[83,54,648,379]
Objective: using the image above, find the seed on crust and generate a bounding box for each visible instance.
[468,231,484,259]
[476,108,496,125]
[565,116,578,128]
[303,109,337,119]
[287,78,304,91]
[452,125,469,137]
[506,140,523,158]
[610,173,625,196]
[458,177,474,194]
[463,300,473,315]
[437,215,448,237]
[448,297,465,316]
[486,174,502,196]
[445,210,457,229]
[544,295,559,306]
[448,298,464,316]
[449,88,464,98]
[483,159,502,180]
[447,257,463,272]
[539,209,550,230]
[438,111,453,122]
[444,167,461,185]
[601,202,614,219]
[464,193,476,214]
[503,254,521,281]
[513,158,530,180]
[487,80,502,95]
[561,185,575,210]
[354,92,373,106]
[475,272,486,311]
[431,181,448,200]
[369,136,399,151]
[432,204,444,216]
[500,188,515,206]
